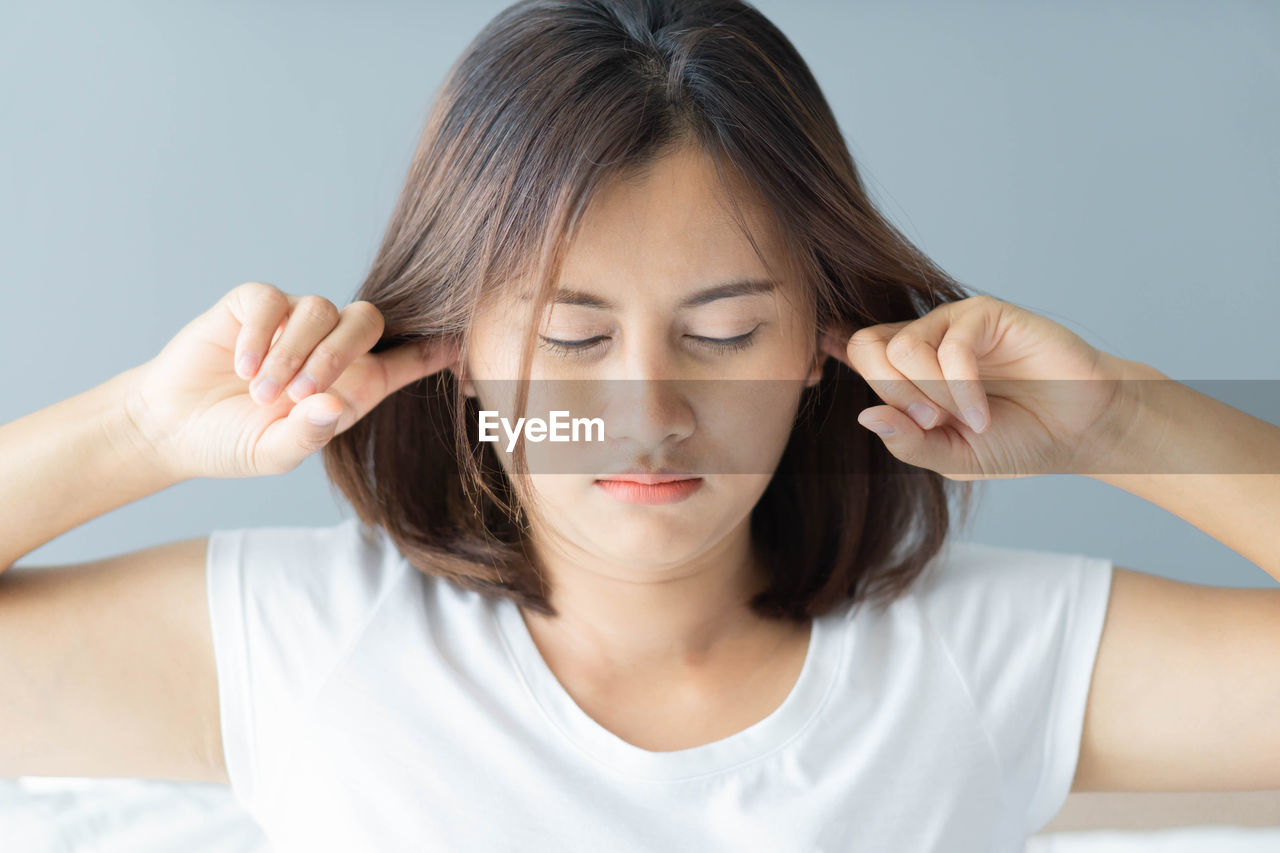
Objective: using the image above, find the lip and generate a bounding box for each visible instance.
[595,469,698,485]
[593,476,703,505]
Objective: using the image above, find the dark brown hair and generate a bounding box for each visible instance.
[322,0,981,623]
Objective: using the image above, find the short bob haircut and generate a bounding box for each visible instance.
[322,0,981,624]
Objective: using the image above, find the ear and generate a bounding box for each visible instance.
[446,358,477,398]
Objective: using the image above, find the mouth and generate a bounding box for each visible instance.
[593,471,704,505]
[594,472,700,485]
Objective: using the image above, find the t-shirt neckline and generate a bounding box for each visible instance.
[492,595,843,781]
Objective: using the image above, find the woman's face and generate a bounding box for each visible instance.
[461,144,824,578]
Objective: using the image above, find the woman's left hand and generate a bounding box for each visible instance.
[820,294,1136,481]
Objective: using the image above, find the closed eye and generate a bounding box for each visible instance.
[687,326,760,353]
[537,334,608,356]
[538,325,761,357]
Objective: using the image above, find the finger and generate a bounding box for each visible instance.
[373,336,462,399]
[319,336,462,427]
[841,325,957,432]
[881,318,963,426]
[856,403,979,479]
[249,294,341,405]
[892,299,993,432]
[933,316,991,433]
[818,321,885,371]
[252,391,345,475]
[283,300,385,404]
[228,282,292,380]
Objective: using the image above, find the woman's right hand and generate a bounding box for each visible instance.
[121,281,459,480]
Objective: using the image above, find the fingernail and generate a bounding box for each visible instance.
[863,419,896,436]
[308,409,339,426]
[251,377,280,404]
[288,372,317,400]
[907,402,937,429]
[963,406,987,432]
[236,353,258,378]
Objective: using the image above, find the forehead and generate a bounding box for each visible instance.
[557,145,792,297]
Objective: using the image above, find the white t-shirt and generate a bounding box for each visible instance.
[205,517,1113,852]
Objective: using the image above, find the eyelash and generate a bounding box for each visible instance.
[537,325,762,357]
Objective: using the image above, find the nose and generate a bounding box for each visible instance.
[599,330,696,452]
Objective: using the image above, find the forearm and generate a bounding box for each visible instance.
[1085,358,1280,582]
[0,365,183,573]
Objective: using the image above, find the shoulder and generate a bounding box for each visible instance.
[211,516,398,566]
[900,539,1114,680]
[207,516,421,614]
[908,539,1112,606]
[211,515,386,551]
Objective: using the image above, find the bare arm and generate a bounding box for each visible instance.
[1085,360,1280,582]
[0,365,180,574]
[0,283,448,784]
[1071,363,1280,792]
[0,368,225,781]
[0,536,227,783]
[1073,566,1280,792]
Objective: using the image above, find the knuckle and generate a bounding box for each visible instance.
[297,295,339,325]
[885,333,921,360]
[259,292,291,321]
[265,348,306,375]
[307,343,343,378]
[239,281,284,306]
[349,300,385,334]
[847,326,879,348]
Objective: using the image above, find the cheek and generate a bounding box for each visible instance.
[750,314,819,379]
[748,399,802,475]
[519,475,587,528]
[698,382,803,475]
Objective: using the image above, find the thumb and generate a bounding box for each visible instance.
[254,393,345,474]
[856,404,952,475]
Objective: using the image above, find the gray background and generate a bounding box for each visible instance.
[3,0,1277,589]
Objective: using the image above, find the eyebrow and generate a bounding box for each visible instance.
[518,277,777,310]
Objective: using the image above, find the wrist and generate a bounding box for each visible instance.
[1074,354,1167,478]
[106,363,187,485]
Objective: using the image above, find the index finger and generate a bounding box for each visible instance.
[317,337,461,426]
[375,337,461,398]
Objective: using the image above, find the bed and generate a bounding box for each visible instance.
[3,777,1278,851]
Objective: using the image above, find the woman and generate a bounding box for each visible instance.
[1,0,1277,850]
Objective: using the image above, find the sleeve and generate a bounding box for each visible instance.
[204,517,405,817]
[912,540,1114,838]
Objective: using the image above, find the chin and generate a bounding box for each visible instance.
[585,510,728,561]
[591,545,704,577]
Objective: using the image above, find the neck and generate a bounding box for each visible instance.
[520,516,775,679]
